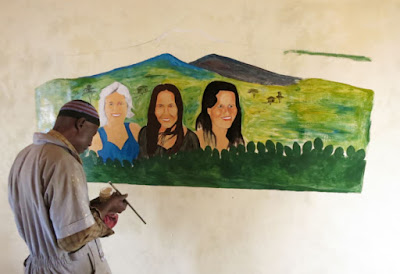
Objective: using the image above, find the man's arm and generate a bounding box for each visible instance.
[57,208,113,252]
[57,193,128,252]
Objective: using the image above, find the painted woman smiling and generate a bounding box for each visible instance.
[196,81,244,151]
[138,84,200,158]
[90,82,141,163]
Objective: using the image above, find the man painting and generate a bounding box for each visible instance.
[8,100,128,273]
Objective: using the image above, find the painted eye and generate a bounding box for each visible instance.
[218,105,223,108]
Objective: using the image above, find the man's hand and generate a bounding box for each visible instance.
[91,193,128,219]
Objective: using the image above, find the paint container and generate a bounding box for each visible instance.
[99,186,119,229]
[99,187,113,202]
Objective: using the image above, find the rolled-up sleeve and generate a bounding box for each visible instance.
[57,208,114,252]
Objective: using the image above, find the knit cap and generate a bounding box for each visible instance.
[57,100,100,126]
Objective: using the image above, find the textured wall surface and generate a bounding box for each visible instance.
[1,0,399,273]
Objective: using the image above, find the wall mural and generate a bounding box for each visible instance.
[36,53,373,193]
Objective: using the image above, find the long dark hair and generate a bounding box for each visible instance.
[147,84,184,156]
[195,81,244,148]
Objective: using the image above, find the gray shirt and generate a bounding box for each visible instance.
[8,132,111,273]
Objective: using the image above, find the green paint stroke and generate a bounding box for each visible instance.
[284,50,371,62]
[82,138,367,193]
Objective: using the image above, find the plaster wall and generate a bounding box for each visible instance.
[1,1,399,273]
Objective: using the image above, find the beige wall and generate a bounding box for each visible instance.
[1,0,399,273]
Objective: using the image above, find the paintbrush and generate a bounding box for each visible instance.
[108,181,146,225]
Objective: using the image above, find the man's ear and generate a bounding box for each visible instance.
[75,117,87,131]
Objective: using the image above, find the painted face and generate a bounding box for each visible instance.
[105,92,128,124]
[155,90,178,131]
[207,90,238,130]
[74,120,99,154]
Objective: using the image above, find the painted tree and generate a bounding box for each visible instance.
[137,85,149,95]
[248,88,259,98]
[267,96,275,105]
[276,91,284,103]
[82,84,96,103]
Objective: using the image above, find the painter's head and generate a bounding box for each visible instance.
[54,100,99,153]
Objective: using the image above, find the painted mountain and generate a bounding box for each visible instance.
[36,54,217,131]
[35,53,373,192]
[190,54,301,85]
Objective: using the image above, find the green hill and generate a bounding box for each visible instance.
[36,54,373,151]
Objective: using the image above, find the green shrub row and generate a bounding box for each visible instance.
[82,138,366,193]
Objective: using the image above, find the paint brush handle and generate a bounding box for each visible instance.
[108,181,147,225]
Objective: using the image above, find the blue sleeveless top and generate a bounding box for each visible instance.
[98,123,140,163]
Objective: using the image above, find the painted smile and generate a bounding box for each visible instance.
[222,116,232,121]
[162,118,171,122]
[111,113,121,117]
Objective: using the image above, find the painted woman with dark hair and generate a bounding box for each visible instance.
[138,84,200,158]
[195,81,245,151]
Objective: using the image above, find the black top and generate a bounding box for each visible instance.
[138,126,200,158]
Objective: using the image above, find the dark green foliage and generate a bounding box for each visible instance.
[82,150,98,167]
[347,146,356,157]
[266,140,275,154]
[96,157,104,165]
[212,148,220,160]
[247,141,256,153]
[355,149,366,161]
[276,142,284,156]
[314,138,323,151]
[204,146,212,156]
[122,160,133,167]
[114,160,122,168]
[334,147,344,158]
[106,158,114,166]
[221,149,229,159]
[292,142,301,157]
[237,144,246,155]
[229,146,238,158]
[257,142,265,154]
[303,141,312,154]
[284,146,293,157]
[82,137,366,193]
[323,145,334,157]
